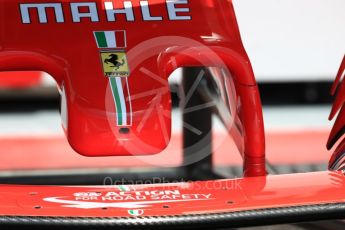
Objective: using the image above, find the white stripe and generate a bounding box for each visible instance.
[115,78,127,125]
[104,31,116,48]
[60,86,68,129]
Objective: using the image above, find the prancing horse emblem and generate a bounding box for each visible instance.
[104,54,125,70]
[100,51,130,77]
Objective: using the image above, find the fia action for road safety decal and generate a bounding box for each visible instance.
[94,31,132,127]
[43,185,213,217]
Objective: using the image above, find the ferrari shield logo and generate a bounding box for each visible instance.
[100,51,130,78]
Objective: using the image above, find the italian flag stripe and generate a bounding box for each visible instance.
[118,185,131,192]
[122,78,132,126]
[128,209,144,216]
[94,31,107,48]
[104,31,117,48]
[109,78,132,126]
[94,31,126,48]
[115,31,126,48]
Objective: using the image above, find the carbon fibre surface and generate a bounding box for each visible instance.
[0,202,345,229]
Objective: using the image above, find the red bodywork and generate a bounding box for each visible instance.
[0,0,265,176]
[327,55,345,169]
[0,171,343,217]
[1,0,344,224]
[0,71,42,88]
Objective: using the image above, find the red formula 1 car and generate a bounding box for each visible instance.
[0,0,344,229]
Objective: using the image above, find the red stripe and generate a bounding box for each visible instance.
[121,78,132,125]
[115,31,126,48]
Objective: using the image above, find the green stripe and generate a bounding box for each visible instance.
[110,78,123,126]
[95,32,107,48]
[119,185,127,192]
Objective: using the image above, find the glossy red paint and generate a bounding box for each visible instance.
[328,55,345,127]
[328,55,345,169]
[0,171,344,217]
[159,46,265,176]
[0,71,42,88]
[0,0,265,176]
[330,55,345,98]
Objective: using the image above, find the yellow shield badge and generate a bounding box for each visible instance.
[100,51,130,78]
